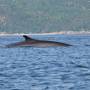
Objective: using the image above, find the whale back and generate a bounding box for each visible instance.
[23,35,34,41]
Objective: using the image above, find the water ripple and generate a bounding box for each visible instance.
[0,35,90,90]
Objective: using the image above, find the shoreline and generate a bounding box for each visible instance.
[0,31,90,36]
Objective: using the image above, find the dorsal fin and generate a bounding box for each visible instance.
[23,35,33,41]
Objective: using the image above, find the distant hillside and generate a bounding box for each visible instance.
[0,0,90,33]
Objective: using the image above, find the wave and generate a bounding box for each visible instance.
[0,31,90,36]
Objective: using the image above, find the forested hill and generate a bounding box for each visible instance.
[0,0,90,33]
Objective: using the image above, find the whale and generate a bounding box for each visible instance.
[6,35,72,48]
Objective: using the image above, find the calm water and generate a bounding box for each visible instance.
[0,34,90,90]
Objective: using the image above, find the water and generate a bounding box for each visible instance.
[0,34,90,90]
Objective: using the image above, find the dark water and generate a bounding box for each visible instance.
[0,34,90,90]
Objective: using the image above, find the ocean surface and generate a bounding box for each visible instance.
[0,34,90,90]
